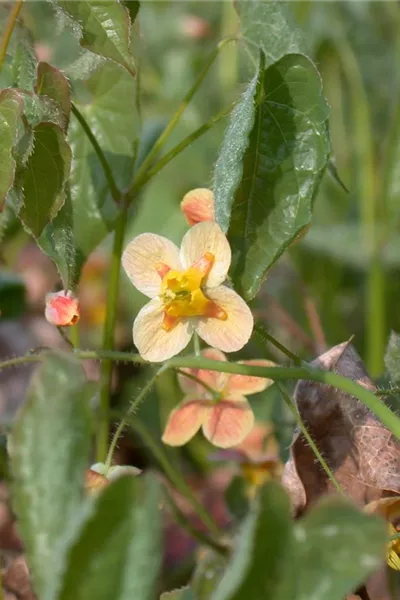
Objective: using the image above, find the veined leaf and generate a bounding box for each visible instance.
[57,0,136,76]
[36,62,71,131]
[11,353,93,600]
[237,0,306,66]
[39,61,138,288]
[385,331,400,383]
[0,89,23,210]
[17,122,72,237]
[57,475,162,600]
[214,53,330,300]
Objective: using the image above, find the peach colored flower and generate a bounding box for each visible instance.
[162,348,274,448]
[180,188,214,226]
[44,290,80,326]
[86,463,142,495]
[122,222,253,362]
[364,497,400,570]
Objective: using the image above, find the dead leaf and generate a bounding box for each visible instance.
[282,341,400,515]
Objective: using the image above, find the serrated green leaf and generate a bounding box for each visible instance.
[57,0,135,76]
[13,36,37,91]
[57,475,162,600]
[17,122,72,237]
[160,588,194,600]
[11,353,93,600]
[212,482,293,600]
[36,62,71,131]
[215,54,330,299]
[0,271,26,318]
[237,0,306,66]
[385,331,400,382]
[292,498,386,600]
[0,89,23,209]
[39,61,137,288]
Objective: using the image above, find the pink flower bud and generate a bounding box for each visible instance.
[180,188,214,226]
[45,290,80,327]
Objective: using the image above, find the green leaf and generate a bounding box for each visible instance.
[192,550,227,600]
[0,271,26,318]
[237,0,306,66]
[212,482,293,600]
[214,53,330,299]
[11,353,92,600]
[124,0,140,26]
[57,0,136,76]
[0,89,23,210]
[13,36,37,91]
[385,331,400,382]
[160,588,194,600]
[39,61,137,287]
[36,62,71,131]
[57,475,162,600]
[224,475,249,522]
[17,122,72,237]
[292,497,387,600]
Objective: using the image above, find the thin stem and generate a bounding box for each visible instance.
[105,367,163,471]
[130,37,236,193]
[276,383,344,496]
[131,104,231,194]
[176,368,219,400]
[131,417,222,538]
[69,323,80,348]
[71,103,120,203]
[97,199,129,461]
[254,321,302,365]
[193,332,201,357]
[0,0,23,74]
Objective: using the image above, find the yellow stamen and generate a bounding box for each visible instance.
[388,523,400,570]
[159,253,226,330]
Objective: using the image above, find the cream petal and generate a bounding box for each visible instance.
[179,221,231,288]
[133,298,193,362]
[202,396,254,448]
[196,286,253,353]
[177,348,229,395]
[162,397,210,446]
[226,360,275,396]
[122,233,181,298]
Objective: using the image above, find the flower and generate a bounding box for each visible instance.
[162,348,275,448]
[85,463,142,495]
[180,188,214,226]
[44,290,80,326]
[122,221,253,362]
[364,497,400,570]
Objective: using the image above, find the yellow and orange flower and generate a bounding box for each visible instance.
[122,222,253,362]
[44,290,80,327]
[364,497,400,570]
[162,348,274,448]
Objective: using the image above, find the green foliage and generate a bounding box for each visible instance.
[160,588,194,600]
[11,353,93,600]
[0,89,23,209]
[56,0,136,76]
[0,271,26,318]
[58,475,162,600]
[385,331,400,382]
[215,53,330,299]
[224,475,249,522]
[36,62,71,131]
[17,122,72,237]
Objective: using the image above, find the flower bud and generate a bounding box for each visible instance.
[85,469,109,494]
[180,188,214,226]
[45,290,80,327]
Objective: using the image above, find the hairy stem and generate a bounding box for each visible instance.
[0,0,23,74]
[254,321,302,365]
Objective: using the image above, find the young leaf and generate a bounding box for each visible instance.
[57,0,136,76]
[0,89,23,210]
[57,475,162,600]
[237,0,306,66]
[17,122,72,237]
[385,331,400,383]
[212,482,293,600]
[36,62,71,131]
[39,61,137,288]
[292,498,387,600]
[11,353,93,600]
[214,54,330,299]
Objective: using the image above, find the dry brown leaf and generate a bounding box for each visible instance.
[282,341,400,515]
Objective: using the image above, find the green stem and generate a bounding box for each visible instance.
[0,0,23,74]
[176,368,220,400]
[105,368,163,471]
[131,104,231,194]
[130,37,236,193]
[131,417,222,538]
[97,199,129,461]
[71,103,121,203]
[276,383,344,496]
[193,332,201,357]
[254,321,302,365]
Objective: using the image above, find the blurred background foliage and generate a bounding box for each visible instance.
[1,1,400,585]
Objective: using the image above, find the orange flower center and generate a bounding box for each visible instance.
[156,252,227,331]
